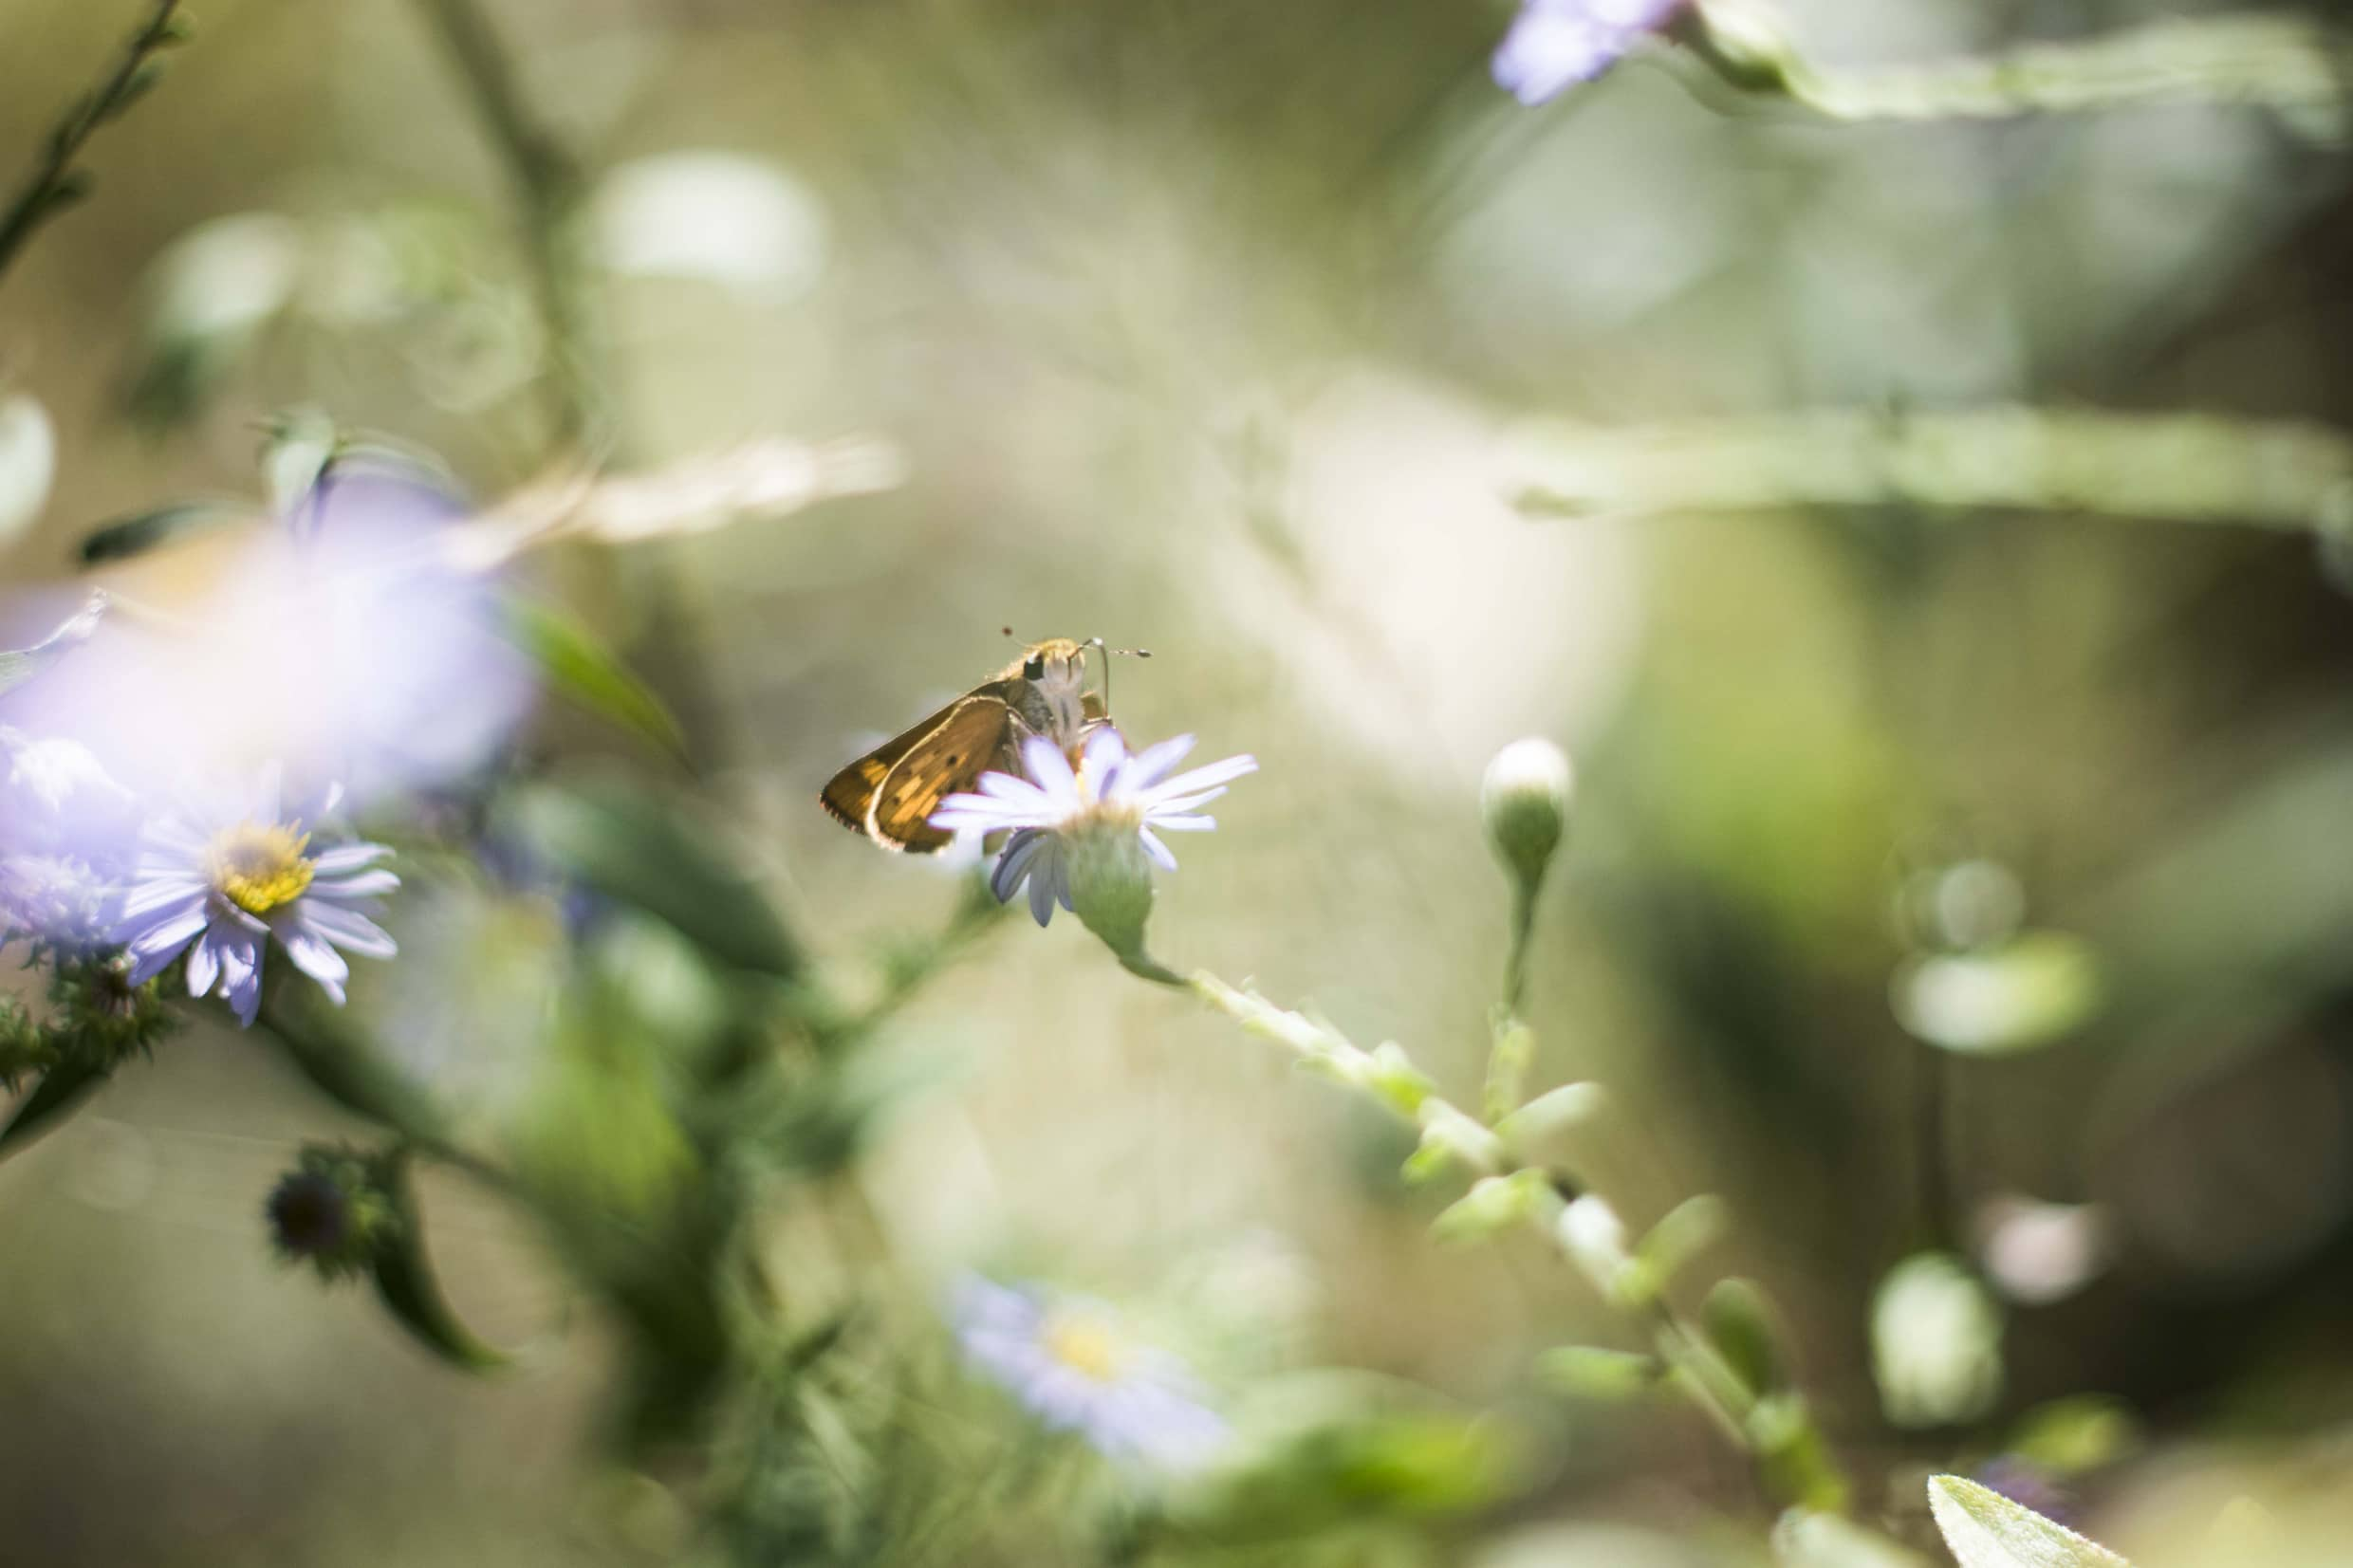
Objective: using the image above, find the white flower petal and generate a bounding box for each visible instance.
[282,922,351,1003]
[309,841,392,876]
[1148,754,1256,800]
[297,901,398,958]
[308,867,399,900]
[1137,824,1177,872]
[184,927,221,997]
[1019,734,1079,802]
[1121,733,1197,791]
[991,829,1047,903]
[123,904,211,983]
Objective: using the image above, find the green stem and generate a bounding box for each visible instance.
[1684,7,2353,126]
[1509,407,2353,536]
[1173,964,1847,1512]
[411,0,602,447]
[1795,19,2347,125]
[0,0,187,287]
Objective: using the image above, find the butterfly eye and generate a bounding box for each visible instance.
[1023,654,1046,680]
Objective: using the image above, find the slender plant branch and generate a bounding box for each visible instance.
[1508,408,2353,535]
[1681,8,2353,127]
[0,0,189,288]
[412,0,602,447]
[1179,968,1846,1508]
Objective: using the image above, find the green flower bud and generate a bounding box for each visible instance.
[266,1144,399,1282]
[1065,820,1165,978]
[1481,738,1574,898]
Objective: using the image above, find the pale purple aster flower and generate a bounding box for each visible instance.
[112,774,398,1026]
[927,728,1256,928]
[1492,0,1687,104]
[950,1275,1228,1469]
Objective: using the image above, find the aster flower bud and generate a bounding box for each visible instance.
[1482,737,1574,898]
[266,1144,398,1282]
[1063,819,1161,976]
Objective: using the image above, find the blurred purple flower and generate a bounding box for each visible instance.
[928,728,1255,927]
[1492,0,1686,104]
[2,460,535,811]
[951,1274,1228,1469]
[0,722,140,953]
[113,772,398,1026]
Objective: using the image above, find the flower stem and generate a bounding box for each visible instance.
[1174,965,1846,1512]
[0,0,188,289]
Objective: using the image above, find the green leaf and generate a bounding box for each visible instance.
[1927,1475,2131,1568]
[1534,1344,1659,1401]
[0,591,107,697]
[371,1155,508,1371]
[77,499,250,563]
[0,1055,112,1158]
[505,778,805,980]
[1636,1192,1729,1287]
[1704,1277,1791,1396]
[500,596,687,761]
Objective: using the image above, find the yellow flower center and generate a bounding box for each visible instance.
[207,822,315,915]
[1042,1311,1127,1383]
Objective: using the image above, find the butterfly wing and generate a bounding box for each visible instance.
[822,691,1022,852]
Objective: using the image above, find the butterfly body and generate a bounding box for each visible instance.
[822,637,1108,852]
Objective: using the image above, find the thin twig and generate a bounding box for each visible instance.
[0,0,189,287]
[411,0,602,446]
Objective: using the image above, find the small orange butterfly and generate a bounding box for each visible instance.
[821,636,1142,852]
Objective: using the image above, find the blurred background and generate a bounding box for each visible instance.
[4,0,2353,1562]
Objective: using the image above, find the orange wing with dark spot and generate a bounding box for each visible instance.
[822,692,1020,852]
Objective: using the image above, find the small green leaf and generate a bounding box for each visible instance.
[1927,1474,2131,1568]
[1704,1277,1791,1396]
[501,595,687,761]
[506,778,806,979]
[1637,1193,1730,1287]
[1430,1169,1550,1243]
[0,1055,112,1158]
[1534,1345,1660,1401]
[77,499,250,563]
[371,1155,508,1371]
